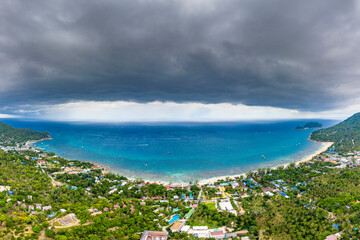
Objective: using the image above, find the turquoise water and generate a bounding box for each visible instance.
[3,119,337,183]
[168,214,180,224]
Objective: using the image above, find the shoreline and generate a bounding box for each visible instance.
[116,141,334,186]
[25,137,53,148]
[197,141,333,185]
[27,135,334,186]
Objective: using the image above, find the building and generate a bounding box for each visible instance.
[235,230,249,235]
[0,185,10,192]
[140,230,168,240]
[181,225,190,233]
[210,230,225,239]
[170,221,184,233]
[191,226,210,238]
[91,211,102,216]
[43,206,52,211]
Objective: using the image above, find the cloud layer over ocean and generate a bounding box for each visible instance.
[1,0,360,120]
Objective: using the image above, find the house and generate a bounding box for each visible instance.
[140,230,168,240]
[103,207,109,212]
[235,230,249,235]
[43,206,52,211]
[28,205,34,211]
[36,204,42,210]
[210,230,225,239]
[114,204,120,209]
[60,209,66,213]
[91,166,102,170]
[91,211,102,216]
[0,186,10,192]
[170,221,184,233]
[326,233,341,240]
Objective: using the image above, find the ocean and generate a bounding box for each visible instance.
[3,119,337,183]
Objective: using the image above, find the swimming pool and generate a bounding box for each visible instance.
[168,214,180,224]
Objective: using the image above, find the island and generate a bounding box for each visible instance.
[295,121,323,130]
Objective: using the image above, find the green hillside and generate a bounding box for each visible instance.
[0,121,49,143]
[311,113,360,153]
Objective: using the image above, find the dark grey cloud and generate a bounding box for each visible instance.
[0,0,359,111]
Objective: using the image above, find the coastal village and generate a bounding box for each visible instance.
[1,139,360,239]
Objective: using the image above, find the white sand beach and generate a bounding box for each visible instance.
[197,141,333,185]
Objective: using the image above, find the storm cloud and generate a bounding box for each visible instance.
[1,0,360,112]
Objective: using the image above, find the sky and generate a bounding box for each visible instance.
[1,0,360,122]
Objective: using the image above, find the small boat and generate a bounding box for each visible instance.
[145,164,148,167]
[167,152,171,154]
[261,155,265,158]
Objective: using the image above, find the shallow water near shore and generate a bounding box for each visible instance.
[4,119,337,183]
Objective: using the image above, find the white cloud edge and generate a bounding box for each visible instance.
[0,113,19,119]
[11,100,358,122]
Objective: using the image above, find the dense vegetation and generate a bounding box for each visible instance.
[296,122,323,130]
[0,122,49,144]
[311,112,360,152]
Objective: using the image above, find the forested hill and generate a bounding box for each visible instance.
[311,112,360,153]
[0,121,49,143]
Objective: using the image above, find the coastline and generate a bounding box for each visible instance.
[25,137,53,148]
[197,141,333,185]
[27,133,333,186]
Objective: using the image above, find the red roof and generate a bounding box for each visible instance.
[211,231,224,236]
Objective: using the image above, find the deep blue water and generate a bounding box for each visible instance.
[2,119,337,182]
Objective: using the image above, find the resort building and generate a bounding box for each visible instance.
[210,230,225,239]
[140,230,168,240]
[170,221,184,232]
[218,199,237,214]
[181,225,190,233]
